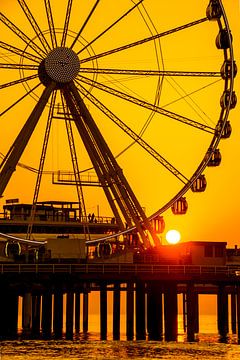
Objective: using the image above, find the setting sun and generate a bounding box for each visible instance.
[166,229,181,244]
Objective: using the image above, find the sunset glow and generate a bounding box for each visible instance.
[166,229,181,244]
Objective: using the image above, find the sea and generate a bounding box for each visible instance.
[1,314,240,360]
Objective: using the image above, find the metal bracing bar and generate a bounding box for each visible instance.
[0,12,46,58]
[62,87,126,231]
[78,0,144,55]
[60,93,88,224]
[78,75,215,134]
[0,63,38,70]
[0,83,41,118]
[27,90,57,239]
[0,81,56,197]
[17,0,51,54]
[61,0,73,47]
[80,68,221,78]
[0,74,38,90]
[44,0,57,49]
[67,82,160,248]
[80,17,208,64]
[0,40,42,63]
[77,82,188,184]
[70,0,100,50]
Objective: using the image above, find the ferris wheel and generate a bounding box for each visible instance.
[0,0,237,249]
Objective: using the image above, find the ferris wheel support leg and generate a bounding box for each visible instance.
[66,82,160,248]
[62,86,126,231]
[0,81,56,197]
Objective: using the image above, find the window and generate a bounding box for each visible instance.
[215,246,224,257]
[204,245,213,257]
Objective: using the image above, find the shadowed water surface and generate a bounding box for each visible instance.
[1,338,240,360]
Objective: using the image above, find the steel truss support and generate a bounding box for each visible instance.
[0,81,56,197]
[63,82,160,248]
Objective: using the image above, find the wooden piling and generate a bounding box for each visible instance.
[42,291,52,339]
[22,292,32,336]
[100,284,107,340]
[75,292,80,333]
[83,292,89,333]
[53,291,63,339]
[32,295,41,338]
[135,281,146,340]
[147,281,163,340]
[164,283,178,341]
[126,282,134,340]
[217,285,229,340]
[113,283,120,340]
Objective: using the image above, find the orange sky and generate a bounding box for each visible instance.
[0,0,239,247]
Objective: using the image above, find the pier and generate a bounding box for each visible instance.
[0,262,240,341]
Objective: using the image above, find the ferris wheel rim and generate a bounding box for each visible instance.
[0,0,236,246]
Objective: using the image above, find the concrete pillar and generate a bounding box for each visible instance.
[147,281,163,340]
[83,292,88,333]
[164,283,178,341]
[217,285,229,340]
[32,295,41,338]
[135,281,146,340]
[231,292,237,334]
[42,291,52,339]
[53,291,63,339]
[186,283,199,341]
[66,292,74,340]
[126,282,134,340]
[100,284,107,340]
[113,283,120,340]
[75,292,80,333]
[22,292,32,336]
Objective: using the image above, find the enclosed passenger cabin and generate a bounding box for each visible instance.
[220,90,237,109]
[206,0,222,20]
[220,59,237,80]
[207,148,221,167]
[215,120,232,139]
[216,29,232,50]
[191,175,207,192]
[171,197,188,215]
[150,215,165,234]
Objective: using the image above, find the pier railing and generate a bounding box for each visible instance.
[1,263,240,277]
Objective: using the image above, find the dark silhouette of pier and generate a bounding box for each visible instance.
[0,262,240,342]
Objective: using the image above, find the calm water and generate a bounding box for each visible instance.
[1,339,240,360]
[1,315,240,360]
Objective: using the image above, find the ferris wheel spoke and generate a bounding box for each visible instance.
[0,82,41,117]
[0,74,38,90]
[17,0,51,54]
[77,75,215,134]
[0,41,42,63]
[77,0,144,55]
[77,81,188,184]
[0,81,56,197]
[0,63,38,70]
[70,0,100,50]
[80,67,221,78]
[44,0,57,49]
[61,0,73,47]
[0,12,46,59]
[80,17,208,64]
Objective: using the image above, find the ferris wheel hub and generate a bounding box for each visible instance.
[44,47,80,83]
